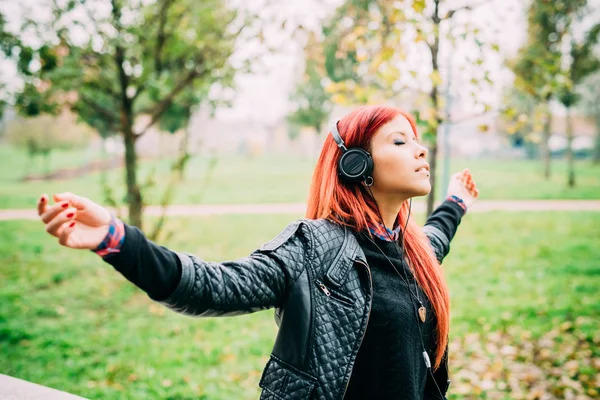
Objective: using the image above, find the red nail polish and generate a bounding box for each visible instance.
[66,213,74,218]
[62,203,69,208]
[40,196,46,203]
[69,222,75,228]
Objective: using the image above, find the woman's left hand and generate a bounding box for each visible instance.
[446,168,479,209]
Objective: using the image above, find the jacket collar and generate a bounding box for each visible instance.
[324,223,367,289]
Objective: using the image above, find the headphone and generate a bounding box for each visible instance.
[330,120,374,185]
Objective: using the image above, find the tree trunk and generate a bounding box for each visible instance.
[542,102,552,179]
[123,125,143,228]
[565,106,575,187]
[594,110,600,165]
[426,2,442,218]
[44,151,51,177]
[427,140,439,217]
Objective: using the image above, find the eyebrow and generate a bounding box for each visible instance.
[388,131,417,140]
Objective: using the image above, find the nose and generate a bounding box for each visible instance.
[416,143,428,159]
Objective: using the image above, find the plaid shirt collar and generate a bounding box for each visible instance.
[367,219,401,242]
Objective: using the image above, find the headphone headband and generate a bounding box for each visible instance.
[330,120,348,152]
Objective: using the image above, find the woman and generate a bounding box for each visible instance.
[37,105,479,400]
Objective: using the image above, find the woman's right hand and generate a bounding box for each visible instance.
[37,192,112,250]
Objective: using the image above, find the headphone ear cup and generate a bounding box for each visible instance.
[338,148,374,183]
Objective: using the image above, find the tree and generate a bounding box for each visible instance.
[499,86,539,156]
[511,0,588,180]
[4,110,94,177]
[0,12,20,119]
[578,73,600,164]
[287,32,332,140]
[315,0,497,216]
[8,0,255,228]
[556,7,600,186]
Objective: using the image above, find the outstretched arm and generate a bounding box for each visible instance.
[37,192,309,317]
[423,169,479,263]
[106,221,308,317]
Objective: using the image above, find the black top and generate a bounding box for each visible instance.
[344,233,442,400]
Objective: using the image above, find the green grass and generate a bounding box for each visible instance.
[0,144,599,209]
[1,212,599,398]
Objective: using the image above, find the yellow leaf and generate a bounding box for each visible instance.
[332,94,348,105]
[221,353,237,363]
[381,47,394,61]
[412,0,426,13]
[354,27,367,37]
[429,70,442,86]
[356,53,368,62]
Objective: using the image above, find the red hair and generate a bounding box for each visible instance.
[305,105,450,370]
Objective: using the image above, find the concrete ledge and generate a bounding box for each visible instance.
[0,374,88,399]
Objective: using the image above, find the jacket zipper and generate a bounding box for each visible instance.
[315,279,355,308]
[340,259,373,398]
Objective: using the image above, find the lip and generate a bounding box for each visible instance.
[415,164,430,173]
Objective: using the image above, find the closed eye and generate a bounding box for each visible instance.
[394,140,406,146]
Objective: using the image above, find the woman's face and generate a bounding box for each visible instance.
[369,114,431,198]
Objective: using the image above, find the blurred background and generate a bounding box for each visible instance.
[0,0,599,399]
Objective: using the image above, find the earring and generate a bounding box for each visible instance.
[364,176,374,187]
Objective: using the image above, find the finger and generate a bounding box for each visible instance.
[41,201,71,224]
[45,208,77,237]
[53,192,92,211]
[59,220,77,247]
[37,194,49,217]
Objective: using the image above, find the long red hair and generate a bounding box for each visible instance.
[305,104,450,370]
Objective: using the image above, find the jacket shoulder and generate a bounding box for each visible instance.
[259,218,345,249]
[259,220,306,251]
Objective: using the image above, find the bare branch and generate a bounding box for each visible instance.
[79,95,118,122]
[155,0,175,73]
[442,0,492,20]
[83,79,120,100]
[136,59,206,136]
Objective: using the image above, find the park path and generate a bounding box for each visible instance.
[0,200,599,221]
[0,373,87,399]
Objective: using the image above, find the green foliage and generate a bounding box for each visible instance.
[14,82,60,117]
[511,0,594,103]
[12,0,241,135]
[0,12,21,58]
[499,87,538,142]
[3,112,94,175]
[287,60,331,134]
[557,19,600,108]
[0,212,598,398]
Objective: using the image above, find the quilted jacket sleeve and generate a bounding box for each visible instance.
[158,221,309,317]
[422,199,465,263]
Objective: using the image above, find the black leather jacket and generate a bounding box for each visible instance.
[159,202,462,399]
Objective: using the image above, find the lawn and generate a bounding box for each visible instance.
[0,144,599,209]
[1,211,599,399]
